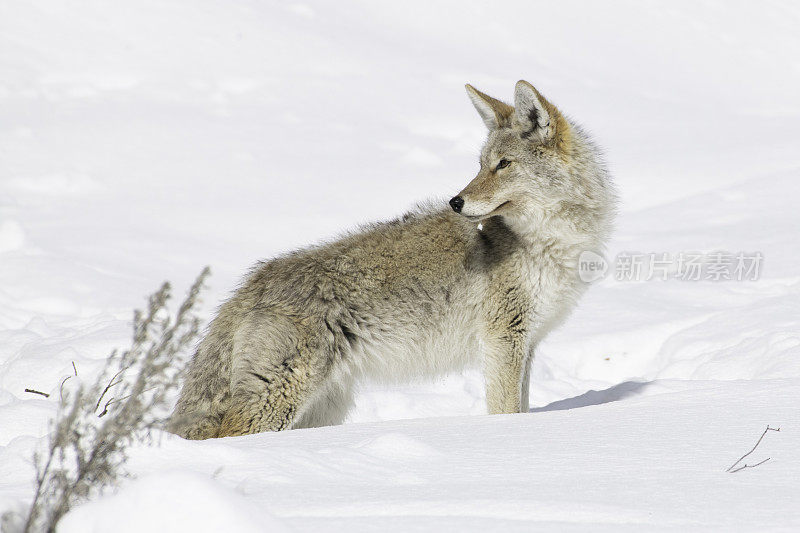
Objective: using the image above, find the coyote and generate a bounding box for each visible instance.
[170,80,616,439]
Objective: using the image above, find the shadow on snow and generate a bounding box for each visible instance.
[531,380,652,413]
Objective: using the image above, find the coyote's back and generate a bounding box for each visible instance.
[169,80,615,439]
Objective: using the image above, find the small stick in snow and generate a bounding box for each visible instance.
[94,351,124,413]
[56,362,80,402]
[94,372,123,415]
[726,425,780,473]
[59,375,72,402]
[729,457,771,473]
[25,389,50,398]
[97,397,117,418]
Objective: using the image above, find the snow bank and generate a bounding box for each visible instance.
[58,472,287,533]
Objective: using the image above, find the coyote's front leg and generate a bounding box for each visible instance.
[484,338,532,414]
[483,296,533,414]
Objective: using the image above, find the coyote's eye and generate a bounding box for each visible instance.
[495,159,511,171]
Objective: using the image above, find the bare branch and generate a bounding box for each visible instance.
[727,426,780,473]
[94,371,123,413]
[59,376,72,402]
[729,457,771,473]
[10,267,210,533]
[24,389,50,398]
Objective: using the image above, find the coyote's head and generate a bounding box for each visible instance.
[451,80,611,238]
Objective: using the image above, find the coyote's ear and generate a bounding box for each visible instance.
[513,80,562,144]
[465,84,514,130]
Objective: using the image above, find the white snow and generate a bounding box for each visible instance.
[58,472,288,533]
[2,1,800,531]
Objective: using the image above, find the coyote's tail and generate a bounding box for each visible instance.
[168,330,233,440]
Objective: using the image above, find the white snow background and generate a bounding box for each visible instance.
[2,1,800,531]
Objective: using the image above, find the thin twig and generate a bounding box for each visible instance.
[727,426,780,473]
[98,385,157,418]
[56,363,79,402]
[25,389,50,398]
[97,397,118,418]
[94,369,124,412]
[729,457,771,473]
[59,376,72,402]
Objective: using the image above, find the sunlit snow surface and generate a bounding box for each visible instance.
[1,1,799,530]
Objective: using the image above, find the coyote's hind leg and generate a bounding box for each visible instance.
[217,315,333,436]
[217,354,331,436]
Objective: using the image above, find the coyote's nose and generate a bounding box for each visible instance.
[449,196,464,213]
